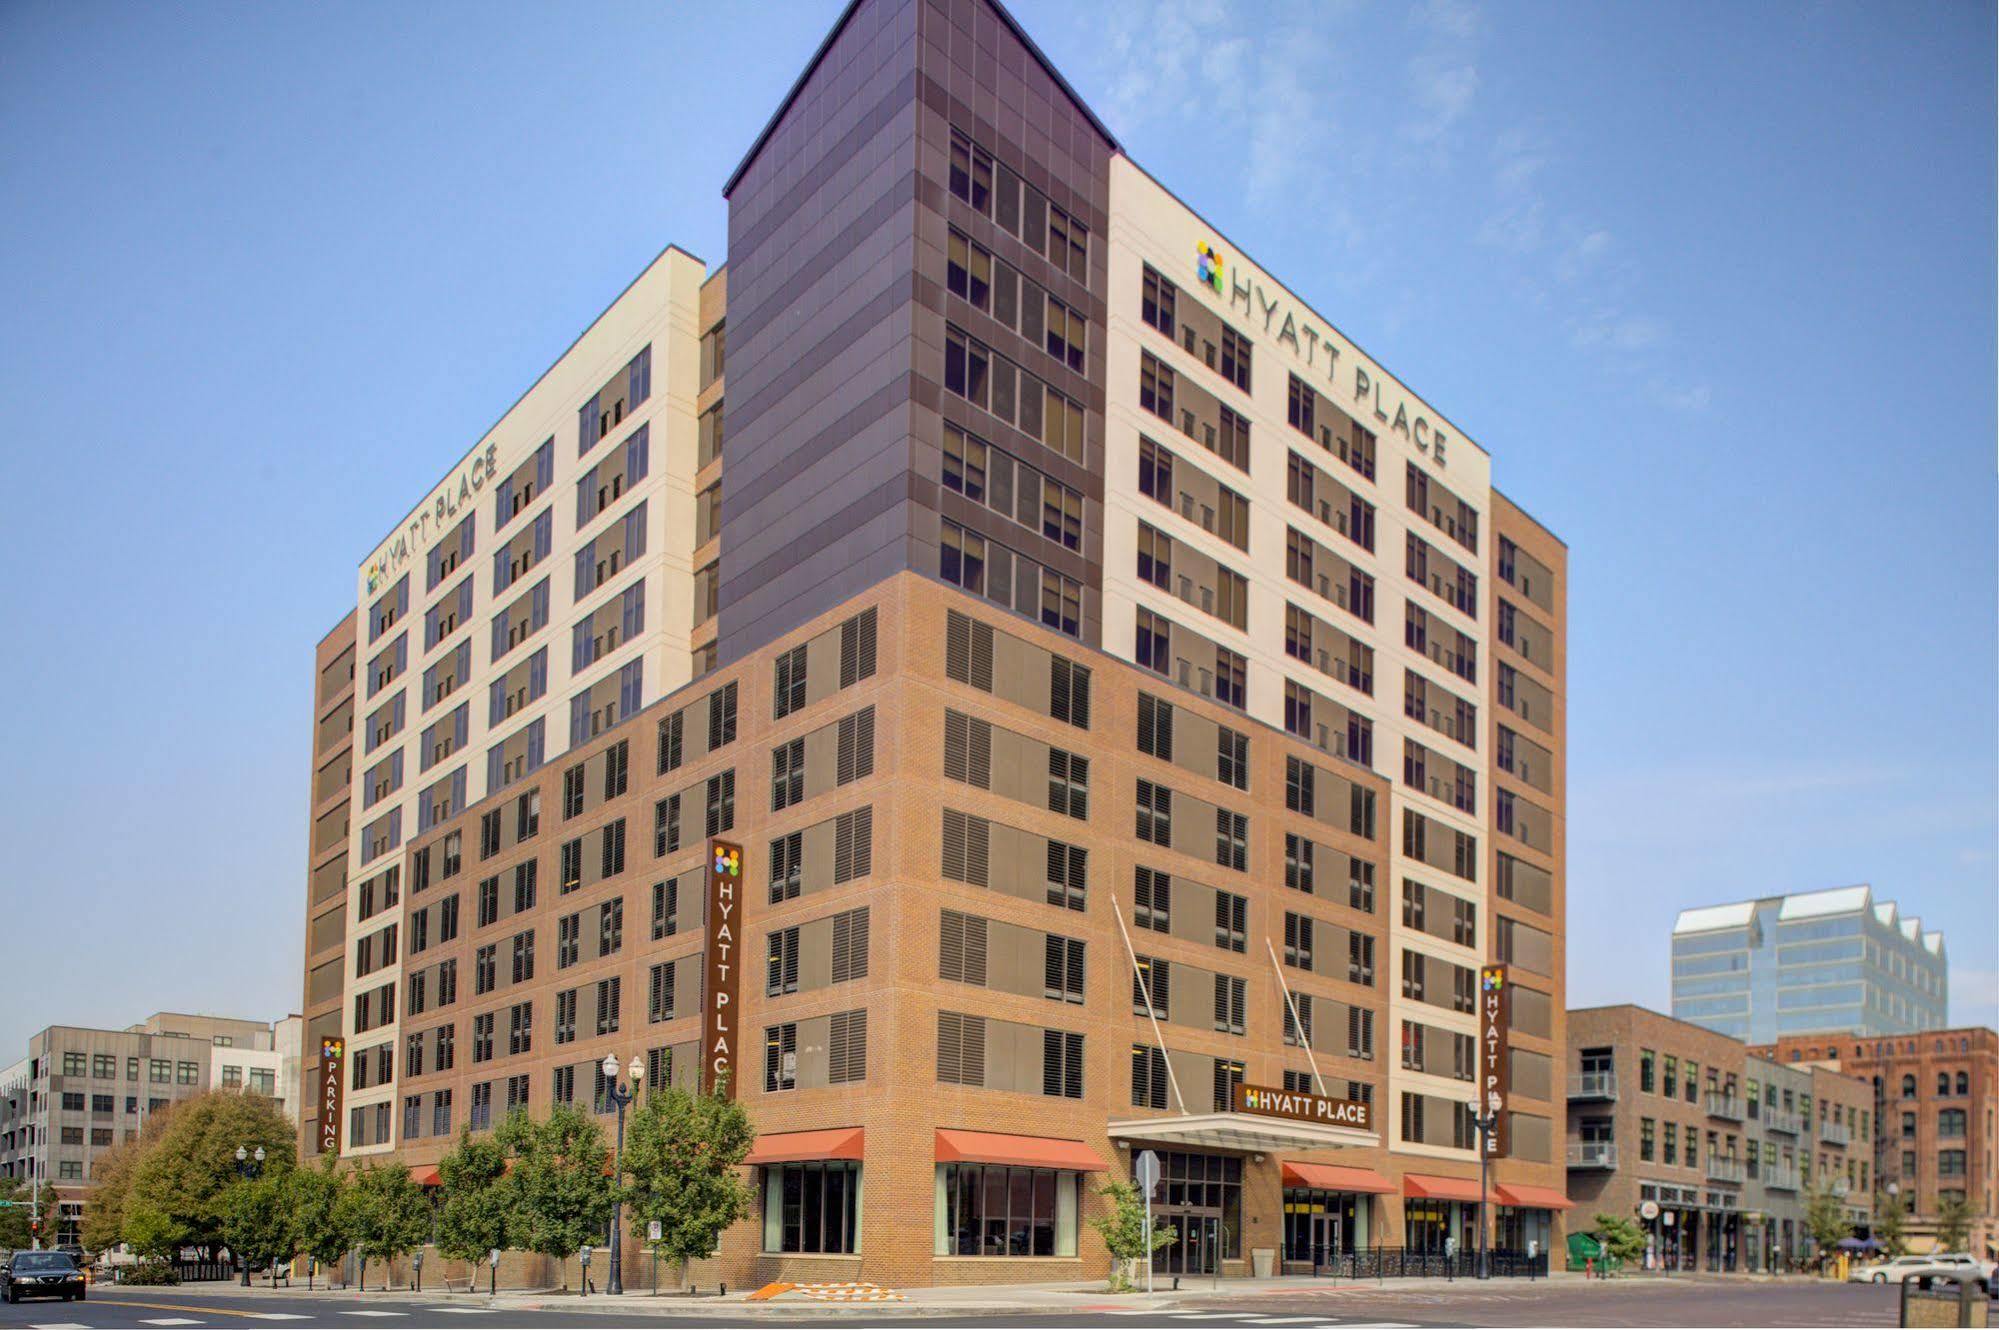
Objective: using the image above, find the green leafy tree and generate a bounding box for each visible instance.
[128,1092,296,1255]
[221,1172,292,1283]
[1804,1180,1853,1262]
[1087,1180,1178,1292]
[1935,1193,1974,1252]
[333,1161,433,1291]
[82,1100,178,1252]
[282,1160,349,1286]
[1872,1193,1907,1257]
[620,1080,756,1282]
[497,1105,615,1290]
[123,1203,187,1262]
[435,1129,513,1283]
[1592,1213,1647,1271]
[0,1176,31,1250]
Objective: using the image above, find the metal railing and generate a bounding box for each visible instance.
[1569,1071,1618,1100]
[1761,1111,1803,1135]
[1567,1141,1618,1169]
[1705,1093,1743,1120]
[1819,1120,1852,1146]
[1310,1246,1548,1280]
[1763,1167,1800,1191]
[1706,1157,1747,1184]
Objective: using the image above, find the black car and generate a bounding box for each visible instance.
[1,1250,85,1302]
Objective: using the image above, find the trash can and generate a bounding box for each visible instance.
[1901,1273,1989,1328]
[1251,1248,1275,1279]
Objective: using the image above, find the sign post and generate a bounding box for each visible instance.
[1134,1150,1161,1296]
[1477,966,1510,1280]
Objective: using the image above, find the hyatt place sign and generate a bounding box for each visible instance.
[1200,243,1453,469]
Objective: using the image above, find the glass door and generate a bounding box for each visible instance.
[1155,1212,1222,1275]
[1309,1213,1341,1268]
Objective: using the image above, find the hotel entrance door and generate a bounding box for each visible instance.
[1153,1211,1224,1276]
[1308,1213,1342,1269]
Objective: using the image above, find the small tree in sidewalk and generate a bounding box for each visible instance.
[497,1104,614,1292]
[1087,1180,1177,1293]
[283,1159,349,1288]
[1591,1213,1647,1273]
[1936,1194,1974,1252]
[435,1128,513,1290]
[1872,1193,1907,1257]
[221,1172,293,1285]
[620,1076,756,1287]
[334,1161,432,1292]
[1804,1180,1853,1270]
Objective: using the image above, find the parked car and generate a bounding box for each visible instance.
[1851,1253,1991,1291]
[1,1250,86,1303]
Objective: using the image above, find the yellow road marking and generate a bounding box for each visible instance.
[93,1297,283,1319]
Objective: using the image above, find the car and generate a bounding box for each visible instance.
[0,1250,86,1303]
[1850,1253,1991,1291]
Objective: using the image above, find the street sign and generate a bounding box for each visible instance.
[1640,1200,1660,1221]
[1134,1149,1161,1197]
[488,1249,501,1267]
[647,1221,662,1242]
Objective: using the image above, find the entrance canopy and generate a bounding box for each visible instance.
[1282,1161,1395,1193]
[1109,1111,1380,1155]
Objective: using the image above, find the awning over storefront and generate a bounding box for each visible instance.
[408,1165,441,1187]
[1403,1173,1490,1204]
[1494,1183,1574,1211]
[744,1127,865,1166]
[1109,1112,1380,1155]
[934,1129,1108,1171]
[1282,1161,1395,1194]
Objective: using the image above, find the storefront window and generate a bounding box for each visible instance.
[935,1164,1078,1257]
[1494,1206,1550,1255]
[1405,1198,1452,1252]
[1282,1190,1360,1262]
[761,1161,861,1254]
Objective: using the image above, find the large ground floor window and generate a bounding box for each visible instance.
[1283,1190,1363,1261]
[1494,1206,1550,1255]
[935,1164,1080,1257]
[762,1161,861,1254]
[1403,1198,1475,1253]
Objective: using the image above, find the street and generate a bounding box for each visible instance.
[0,1277,1903,1328]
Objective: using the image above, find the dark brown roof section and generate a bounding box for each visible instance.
[724,0,1121,199]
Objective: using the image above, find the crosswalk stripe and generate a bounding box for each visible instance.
[140,1320,206,1327]
[30,1322,92,1329]
[246,1316,312,1322]
[1245,1319,1342,1325]
[339,1314,409,1320]
[432,1311,499,1316]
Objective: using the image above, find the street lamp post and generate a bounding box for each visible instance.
[600,1054,643,1297]
[234,1146,266,1286]
[1472,1111,1499,1280]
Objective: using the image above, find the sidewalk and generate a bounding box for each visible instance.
[119,1269,1627,1318]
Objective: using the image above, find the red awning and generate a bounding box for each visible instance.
[1282,1161,1395,1194]
[409,1166,441,1187]
[934,1129,1109,1172]
[744,1127,866,1166]
[1495,1183,1574,1211]
[1403,1173,1490,1203]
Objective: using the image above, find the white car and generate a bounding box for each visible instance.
[1850,1253,1992,1289]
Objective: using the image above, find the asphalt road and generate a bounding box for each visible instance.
[0,1277,1906,1328]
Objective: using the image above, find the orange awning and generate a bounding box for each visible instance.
[1495,1183,1574,1211]
[935,1128,1108,1172]
[1282,1161,1395,1194]
[744,1127,866,1166]
[1403,1173,1490,1203]
[409,1165,441,1187]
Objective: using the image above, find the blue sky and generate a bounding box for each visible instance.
[0,0,1991,1059]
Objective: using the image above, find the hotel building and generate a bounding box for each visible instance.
[1754,1029,1998,1259]
[1671,885,1947,1042]
[1566,1006,1872,1273]
[300,0,1570,1286]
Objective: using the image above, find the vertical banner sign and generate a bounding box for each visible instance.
[704,841,743,1097]
[317,1037,346,1156]
[1479,966,1509,1158]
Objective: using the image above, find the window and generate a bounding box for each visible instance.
[1215,808,1248,872]
[1141,265,1176,337]
[764,1161,861,1255]
[1044,935,1085,1004]
[939,1162,1079,1257]
[1214,890,1247,952]
[1133,867,1170,933]
[764,1023,798,1093]
[1213,974,1246,1035]
[651,877,678,939]
[773,646,807,720]
[1285,833,1314,894]
[1042,1029,1085,1099]
[1047,749,1089,819]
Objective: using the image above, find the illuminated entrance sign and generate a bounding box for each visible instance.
[1235,1082,1375,1134]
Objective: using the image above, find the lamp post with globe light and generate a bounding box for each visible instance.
[233,1146,266,1286]
[600,1054,643,1296]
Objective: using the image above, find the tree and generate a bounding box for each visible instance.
[124,1203,187,1263]
[0,1176,31,1250]
[619,1080,756,1281]
[1936,1193,1974,1252]
[1592,1214,1647,1272]
[221,1172,292,1283]
[1804,1180,1853,1263]
[1087,1180,1177,1292]
[1872,1193,1907,1257]
[80,1105,176,1253]
[435,1128,513,1282]
[333,1162,433,1292]
[283,1160,349,1286]
[128,1092,296,1255]
[497,1105,615,1290]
